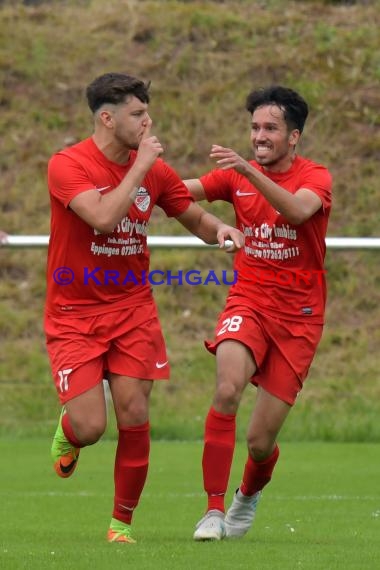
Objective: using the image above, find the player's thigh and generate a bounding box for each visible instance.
[65,381,108,439]
[254,319,323,405]
[216,340,257,390]
[108,375,153,426]
[107,302,169,380]
[207,305,269,376]
[45,313,109,403]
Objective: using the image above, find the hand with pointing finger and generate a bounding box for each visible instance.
[210,144,251,176]
[136,118,164,171]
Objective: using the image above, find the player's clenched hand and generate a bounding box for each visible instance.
[210,144,251,176]
[136,118,164,170]
[216,224,245,253]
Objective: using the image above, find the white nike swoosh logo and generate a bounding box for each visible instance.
[236,189,256,196]
[96,185,111,193]
[156,361,168,369]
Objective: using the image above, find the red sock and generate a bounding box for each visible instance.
[113,422,150,525]
[240,444,280,496]
[202,407,236,513]
[62,413,85,448]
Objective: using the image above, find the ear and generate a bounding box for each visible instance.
[98,108,114,129]
[289,129,300,146]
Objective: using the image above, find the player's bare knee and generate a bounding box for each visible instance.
[73,418,106,445]
[214,380,241,411]
[247,434,273,461]
[117,401,149,426]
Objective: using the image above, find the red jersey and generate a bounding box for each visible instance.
[200,156,332,323]
[46,137,192,316]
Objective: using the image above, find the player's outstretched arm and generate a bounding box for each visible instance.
[176,202,244,253]
[183,179,207,202]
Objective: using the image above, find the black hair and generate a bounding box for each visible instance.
[246,85,309,132]
[86,72,150,113]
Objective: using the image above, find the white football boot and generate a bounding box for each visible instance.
[224,489,262,538]
[193,510,226,541]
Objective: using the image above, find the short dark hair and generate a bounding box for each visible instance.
[246,86,309,133]
[86,72,150,113]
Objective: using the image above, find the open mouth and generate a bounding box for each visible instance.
[256,145,271,153]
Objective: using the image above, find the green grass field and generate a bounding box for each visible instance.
[1,439,379,570]
[1,4,379,566]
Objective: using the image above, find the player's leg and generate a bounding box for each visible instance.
[107,375,153,544]
[194,340,256,541]
[104,301,168,543]
[225,387,289,537]
[225,316,323,538]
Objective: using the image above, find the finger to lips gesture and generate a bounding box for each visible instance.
[140,117,153,141]
[138,118,164,167]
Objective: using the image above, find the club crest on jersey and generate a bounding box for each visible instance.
[135,187,151,212]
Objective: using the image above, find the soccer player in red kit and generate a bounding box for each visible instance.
[184,86,332,540]
[46,72,244,544]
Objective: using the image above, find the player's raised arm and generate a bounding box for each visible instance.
[68,110,163,234]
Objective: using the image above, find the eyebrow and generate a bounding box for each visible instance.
[251,121,279,126]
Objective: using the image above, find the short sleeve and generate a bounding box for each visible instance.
[200,169,234,203]
[48,152,99,208]
[154,160,194,217]
[300,163,332,211]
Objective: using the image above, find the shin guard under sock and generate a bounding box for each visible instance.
[240,444,280,496]
[113,422,150,525]
[202,407,236,512]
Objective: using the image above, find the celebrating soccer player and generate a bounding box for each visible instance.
[184,85,332,541]
[45,72,244,544]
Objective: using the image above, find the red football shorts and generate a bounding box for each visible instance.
[205,302,323,405]
[45,301,169,404]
